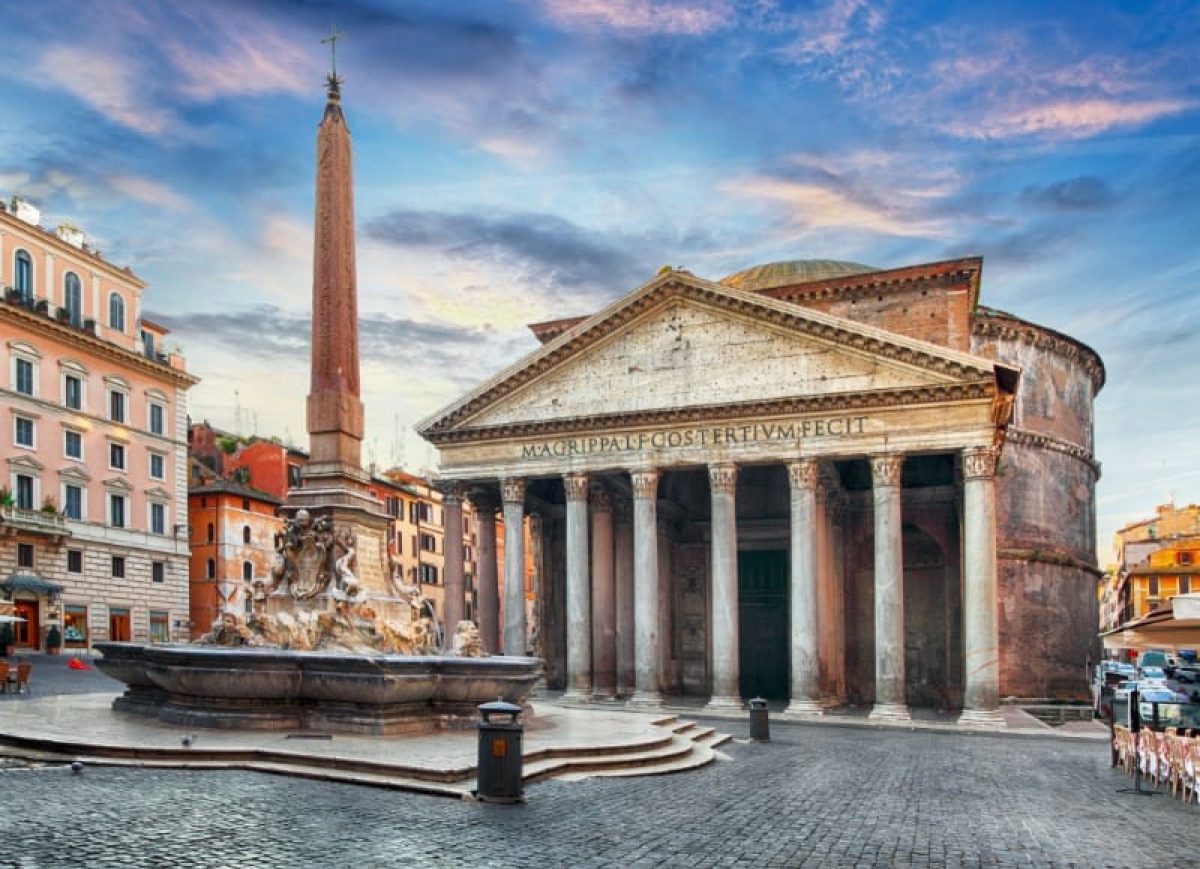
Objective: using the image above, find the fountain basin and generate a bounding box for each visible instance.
[95,643,542,734]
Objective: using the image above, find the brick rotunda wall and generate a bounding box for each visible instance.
[972,309,1104,702]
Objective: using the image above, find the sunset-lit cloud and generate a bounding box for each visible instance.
[945,97,1194,140]
[539,0,733,35]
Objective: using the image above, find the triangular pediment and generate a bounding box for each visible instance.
[419,271,998,440]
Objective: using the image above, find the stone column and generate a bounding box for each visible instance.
[628,469,662,707]
[590,485,616,698]
[613,498,636,697]
[501,478,527,657]
[706,463,742,712]
[563,473,592,701]
[959,446,1004,729]
[470,490,500,654]
[440,482,466,650]
[869,454,910,722]
[785,459,822,717]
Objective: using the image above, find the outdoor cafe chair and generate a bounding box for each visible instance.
[10,662,30,694]
[0,661,7,694]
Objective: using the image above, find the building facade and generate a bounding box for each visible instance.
[0,198,197,651]
[1103,503,1200,630]
[419,258,1103,720]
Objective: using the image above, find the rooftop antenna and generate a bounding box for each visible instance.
[234,389,242,434]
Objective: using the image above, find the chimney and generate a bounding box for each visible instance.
[10,197,40,226]
[56,222,85,248]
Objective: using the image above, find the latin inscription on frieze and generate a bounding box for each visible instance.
[520,415,869,459]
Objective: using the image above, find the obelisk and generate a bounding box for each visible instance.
[285,62,390,596]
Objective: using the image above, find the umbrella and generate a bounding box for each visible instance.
[0,615,26,623]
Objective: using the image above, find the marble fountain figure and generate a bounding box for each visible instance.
[93,58,540,734]
[95,506,541,734]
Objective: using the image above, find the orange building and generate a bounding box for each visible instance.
[186,481,282,638]
[0,196,197,650]
[1105,503,1200,630]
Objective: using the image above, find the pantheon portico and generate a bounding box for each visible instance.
[418,258,1104,723]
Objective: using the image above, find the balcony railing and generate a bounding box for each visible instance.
[0,505,71,541]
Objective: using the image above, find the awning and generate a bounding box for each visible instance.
[1101,595,1200,651]
[2,572,64,596]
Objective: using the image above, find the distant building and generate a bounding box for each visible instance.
[187,481,282,638]
[0,196,198,651]
[1104,503,1200,630]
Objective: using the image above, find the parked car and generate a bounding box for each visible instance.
[1140,666,1168,682]
[1175,666,1200,685]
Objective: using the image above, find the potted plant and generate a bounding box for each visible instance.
[0,623,13,657]
[46,625,62,655]
[0,487,12,509]
[41,495,58,514]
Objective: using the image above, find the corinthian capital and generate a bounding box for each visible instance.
[437,480,465,506]
[870,454,904,488]
[787,459,818,492]
[708,463,738,495]
[630,469,659,500]
[500,477,526,506]
[563,472,588,502]
[962,446,998,481]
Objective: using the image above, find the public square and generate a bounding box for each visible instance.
[3,658,1199,868]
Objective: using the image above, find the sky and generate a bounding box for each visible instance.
[0,0,1197,562]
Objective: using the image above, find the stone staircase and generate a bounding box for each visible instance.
[0,714,730,799]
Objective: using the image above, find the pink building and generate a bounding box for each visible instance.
[0,197,198,651]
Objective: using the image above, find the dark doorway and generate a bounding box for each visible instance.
[738,550,789,700]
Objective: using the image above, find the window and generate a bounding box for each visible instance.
[149,402,165,436]
[63,373,83,410]
[108,389,126,422]
[242,525,251,544]
[242,561,253,581]
[287,464,301,488]
[64,605,88,645]
[149,452,165,480]
[64,428,82,460]
[63,484,83,520]
[14,250,33,301]
[241,497,250,511]
[419,563,440,585]
[206,558,215,579]
[152,561,165,584]
[63,273,82,325]
[150,502,166,535]
[15,474,34,509]
[206,522,214,543]
[109,442,126,470]
[17,542,34,568]
[15,356,34,395]
[108,292,125,332]
[1149,576,1160,597]
[149,611,170,643]
[141,330,155,358]
[1179,551,1195,566]
[112,555,126,578]
[67,549,83,573]
[109,493,126,528]
[14,415,34,448]
[420,533,437,553]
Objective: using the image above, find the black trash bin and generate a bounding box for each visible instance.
[476,700,524,803]
[749,697,769,742]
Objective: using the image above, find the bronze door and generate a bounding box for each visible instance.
[738,550,789,701]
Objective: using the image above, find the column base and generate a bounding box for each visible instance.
[782,699,824,718]
[703,694,744,715]
[957,707,1006,730]
[591,689,618,702]
[626,690,663,709]
[561,687,593,704]
[868,702,911,723]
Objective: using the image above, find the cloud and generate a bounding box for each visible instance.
[770,0,896,99]
[1020,176,1117,211]
[36,45,178,137]
[108,174,193,212]
[539,0,733,35]
[945,97,1194,140]
[365,209,647,292]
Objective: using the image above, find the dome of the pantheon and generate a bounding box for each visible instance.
[719,259,878,292]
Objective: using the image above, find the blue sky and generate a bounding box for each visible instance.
[1,0,1197,560]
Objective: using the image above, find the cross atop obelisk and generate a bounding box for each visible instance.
[320,25,344,97]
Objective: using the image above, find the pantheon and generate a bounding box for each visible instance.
[418,257,1103,725]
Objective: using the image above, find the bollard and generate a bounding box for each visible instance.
[748,697,769,742]
[476,700,524,803]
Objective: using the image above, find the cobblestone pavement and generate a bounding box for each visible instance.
[5,720,1198,868]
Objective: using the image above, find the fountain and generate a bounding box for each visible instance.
[94,61,540,734]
